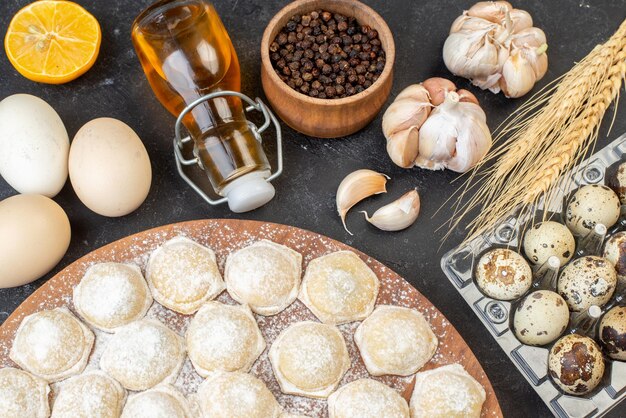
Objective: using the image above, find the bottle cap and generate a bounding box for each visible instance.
[222,171,275,213]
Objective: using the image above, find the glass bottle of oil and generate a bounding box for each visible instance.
[132,0,274,212]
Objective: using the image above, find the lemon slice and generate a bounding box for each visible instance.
[4,0,101,84]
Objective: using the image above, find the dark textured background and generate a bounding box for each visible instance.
[1,0,625,416]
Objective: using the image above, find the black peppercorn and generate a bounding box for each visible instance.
[270,9,386,99]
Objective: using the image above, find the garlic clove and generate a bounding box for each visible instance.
[395,84,430,103]
[467,1,512,23]
[423,77,457,106]
[361,189,420,232]
[509,9,533,32]
[500,51,537,98]
[511,27,547,49]
[336,169,389,235]
[458,89,479,105]
[382,98,430,138]
[453,15,497,33]
[444,31,500,80]
[386,127,419,168]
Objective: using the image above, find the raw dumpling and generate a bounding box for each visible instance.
[146,237,225,314]
[195,371,281,418]
[50,371,126,418]
[10,307,94,382]
[99,319,185,391]
[409,364,485,418]
[0,367,50,418]
[328,378,409,418]
[121,385,194,418]
[186,302,265,377]
[299,251,379,324]
[269,321,350,398]
[354,305,437,376]
[225,240,302,315]
[73,262,152,332]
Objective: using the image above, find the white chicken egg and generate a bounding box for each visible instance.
[69,118,152,217]
[0,94,69,197]
[475,248,532,300]
[513,290,569,346]
[548,334,605,395]
[565,185,620,236]
[599,306,626,361]
[523,221,575,266]
[603,231,626,287]
[0,194,71,288]
[557,256,617,312]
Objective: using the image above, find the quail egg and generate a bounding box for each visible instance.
[523,221,575,266]
[599,306,626,361]
[513,290,570,346]
[548,334,605,395]
[475,248,532,300]
[565,185,620,236]
[606,161,626,206]
[603,231,626,287]
[557,256,617,311]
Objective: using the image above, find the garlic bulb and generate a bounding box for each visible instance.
[382,78,492,173]
[336,169,389,234]
[362,189,420,231]
[443,1,548,98]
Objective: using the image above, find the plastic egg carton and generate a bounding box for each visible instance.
[441,134,626,418]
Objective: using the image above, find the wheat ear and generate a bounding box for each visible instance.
[446,19,626,244]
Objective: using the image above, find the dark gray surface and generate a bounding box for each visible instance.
[1,0,625,416]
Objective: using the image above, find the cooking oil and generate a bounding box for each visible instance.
[132,0,270,193]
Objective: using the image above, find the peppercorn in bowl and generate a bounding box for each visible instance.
[261,0,395,138]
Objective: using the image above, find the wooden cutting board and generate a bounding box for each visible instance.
[0,219,502,417]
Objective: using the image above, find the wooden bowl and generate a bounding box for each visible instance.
[260,0,395,138]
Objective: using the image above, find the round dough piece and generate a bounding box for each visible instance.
[409,364,486,418]
[51,371,126,418]
[146,237,225,314]
[10,307,94,382]
[0,367,50,418]
[99,319,185,391]
[195,371,281,418]
[354,305,438,376]
[225,240,302,315]
[121,385,193,418]
[299,251,379,324]
[186,302,266,377]
[73,262,152,332]
[328,378,409,418]
[269,321,350,398]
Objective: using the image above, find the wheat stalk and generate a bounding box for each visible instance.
[447,18,626,244]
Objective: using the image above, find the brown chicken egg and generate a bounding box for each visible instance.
[557,256,617,312]
[599,306,626,361]
[548,334,605,395]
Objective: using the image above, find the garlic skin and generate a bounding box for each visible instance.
[443,1,548,98]
[382,78,492,173]
[336,169,389,234]
[362,189,420,232]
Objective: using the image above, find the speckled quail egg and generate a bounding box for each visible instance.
[523,221,575,266]
[599,306,626,361]
[475,248,532,300]
[606,161,626,206]
[548,333,605,395]
[603,231,626,287]
[513,290,570,346]
[565,185,620,236]
[557,256,617,312]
